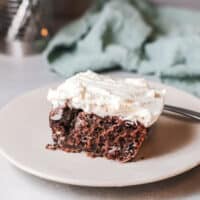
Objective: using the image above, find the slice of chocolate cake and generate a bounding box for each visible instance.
[47,71,165,162]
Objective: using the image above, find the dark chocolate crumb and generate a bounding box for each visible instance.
[47,103,147,162]
[46,144,57,150]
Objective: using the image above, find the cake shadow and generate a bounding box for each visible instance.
[136,115,195,160]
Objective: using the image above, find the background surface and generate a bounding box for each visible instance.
[0,55,199,199]
[1,0,200,199]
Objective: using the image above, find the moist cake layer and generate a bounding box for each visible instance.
[47,104,147,162]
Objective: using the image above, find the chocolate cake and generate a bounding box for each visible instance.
[47,71,165,162]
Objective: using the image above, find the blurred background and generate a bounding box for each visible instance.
[0,0,92,55]
[152,0,200,8]
[0,0,200,98]
[0,0,199,56]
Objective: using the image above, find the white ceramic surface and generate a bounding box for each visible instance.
[0,81,200,187]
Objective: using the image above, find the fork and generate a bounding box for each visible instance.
[164,104,200,121]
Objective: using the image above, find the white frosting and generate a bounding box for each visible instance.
[47,71,165,127]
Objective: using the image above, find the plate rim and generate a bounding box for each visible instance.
[0,147,199,187]
[0,80,200,187]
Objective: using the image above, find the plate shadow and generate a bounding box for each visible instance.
[136,115,195,160]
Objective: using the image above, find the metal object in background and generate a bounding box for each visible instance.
[0,0,91,56]
[0,0,42,55]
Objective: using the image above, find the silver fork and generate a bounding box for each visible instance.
[164,104,200,121]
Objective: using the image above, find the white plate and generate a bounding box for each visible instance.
[0,80,200,187]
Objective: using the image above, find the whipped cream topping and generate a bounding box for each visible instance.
[47,71,165,127]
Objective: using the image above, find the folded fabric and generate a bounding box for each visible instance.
[156,6,200,36]
[45,0,152,76]
[140,35,200,77]
[45,1,200,97]
[140,6,200,96]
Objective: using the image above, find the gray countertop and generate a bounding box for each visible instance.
[0,55,199,200]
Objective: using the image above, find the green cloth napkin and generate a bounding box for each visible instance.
[45,0,200,97]
[45,0,152,74]
[140,6,200,96]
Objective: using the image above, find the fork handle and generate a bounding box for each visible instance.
[164,104,200,121]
